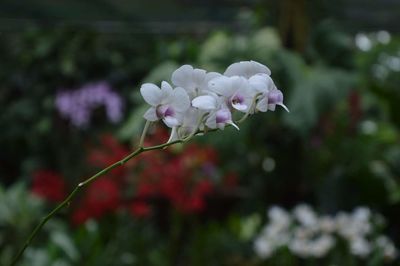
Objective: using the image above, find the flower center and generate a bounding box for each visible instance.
[156,105,175,118]
[231,94,244,105]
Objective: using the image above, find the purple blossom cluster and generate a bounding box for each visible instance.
[55,82,123,128]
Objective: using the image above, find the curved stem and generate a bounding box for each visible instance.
[10,137,188,266]
[138,120,151,148]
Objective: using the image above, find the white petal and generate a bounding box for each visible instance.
[256,97,269,112]
[249,74,274,93]
[205,72,222,82]
[217,123,225,130]
[143,107,159,121]
[208,76,236,97]
[163,116,180,128]
[192,68,206,85]
[224,61,271,78]
[140,83,162,106]
[161,81,173,98]
[182,107,202,128]
[205,113,217,129]
[268,104,276,111]
[192,95,218,110]
[171,65,193,88]
[170,87,190,112]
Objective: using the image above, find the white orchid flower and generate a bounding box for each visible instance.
[167,107,209,143]
[171,65,221,99]
[224,60,271,78]
[140,81,190,128]
[208,75,256,113]
[192,93,239,130]
[249,74,289,112]
[138,61,288,142]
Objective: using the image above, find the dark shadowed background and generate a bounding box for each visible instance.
[1,1,400,265]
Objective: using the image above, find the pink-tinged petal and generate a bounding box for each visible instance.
[215,108,232,124]
[171,87,190,112]
[267,89,283,104]
[171,65,194,88]
[140,83,162,106]
[163,116,180,128]
[192,95,217,110]
[224,60,271,78]
[143,107,159,121]
[213,108,239,130]
[256,97,269,112]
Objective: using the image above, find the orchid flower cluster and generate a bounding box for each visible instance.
[254,204,397,261]
[140,61,288,141]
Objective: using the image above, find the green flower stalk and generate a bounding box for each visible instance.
[11,60,287,265]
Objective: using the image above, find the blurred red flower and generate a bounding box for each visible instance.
[87,134,130,180]
[130,201,152,218]
[72,178,120,225]
[31,169,67,202]
[70,127,239,223]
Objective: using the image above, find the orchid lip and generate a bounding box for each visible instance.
[231,93,244,105]
[267,90,283,104]
[156,105,175,118]
[216,109,231,124]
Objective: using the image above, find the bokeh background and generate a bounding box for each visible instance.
[1,1,400,265]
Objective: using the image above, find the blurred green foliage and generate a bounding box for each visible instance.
[1,19,400,265]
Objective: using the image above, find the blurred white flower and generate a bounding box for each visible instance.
[290,234,335,258]
[376,236,397,260]
[350,237,371,258]
[311,235,335,257]
[254,237,274,259]
[319,216,336,233]
[268,206,291,228]
[336,208,371,241]
[253,204,396,262]
[353,207,371,222]
[294,204,318,227]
